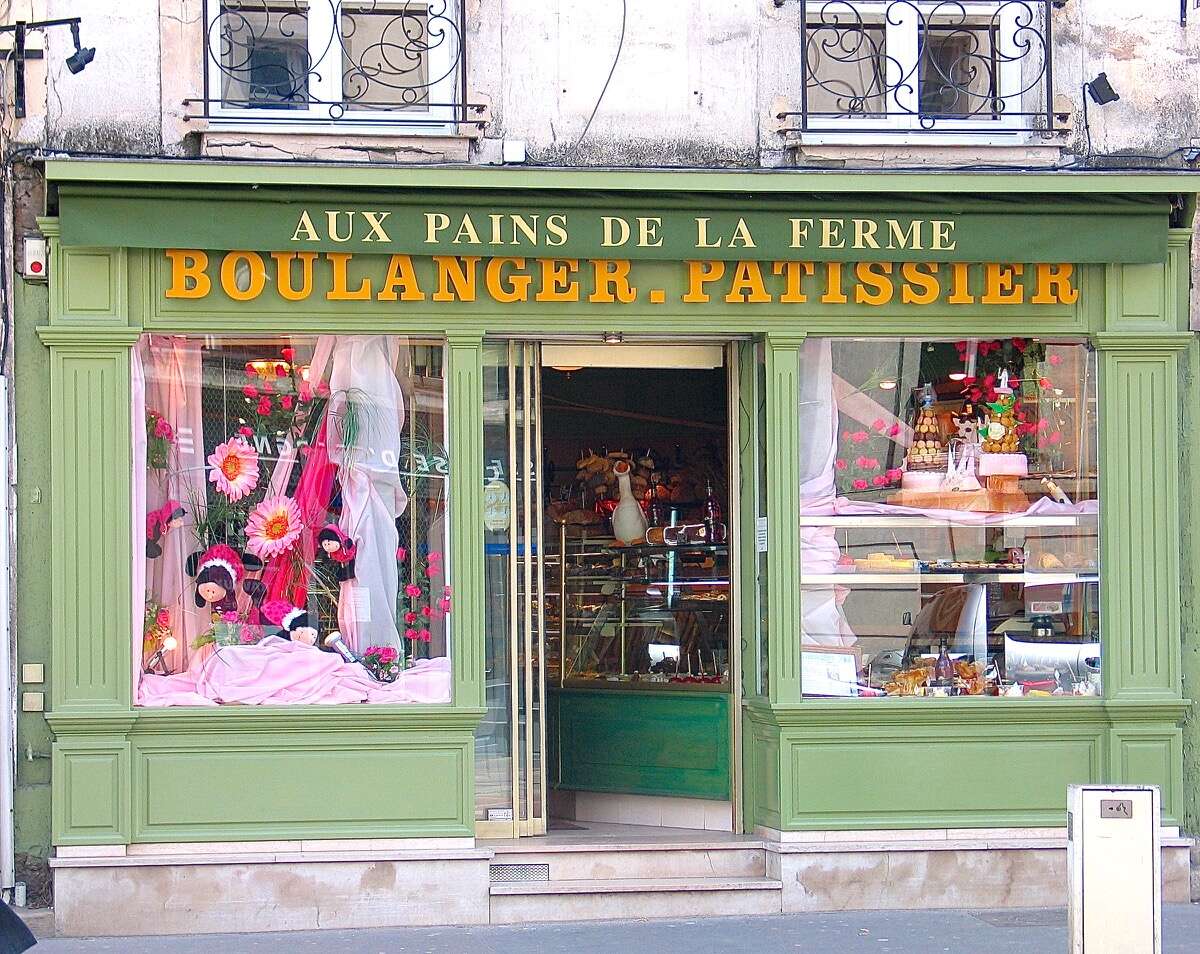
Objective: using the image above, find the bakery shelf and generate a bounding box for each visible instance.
[799,513,1095,529]
[801,571,1099,586]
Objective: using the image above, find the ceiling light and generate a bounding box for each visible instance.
[550,365,583,373]
[879,379,897,391]
[948,372,967,382]
[65,22,95,74]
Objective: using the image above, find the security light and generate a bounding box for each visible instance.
[65,21,95,74]
[1085,73,1120,106]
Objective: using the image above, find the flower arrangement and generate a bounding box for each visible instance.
[239,347,327,449]
[146,410,175,470]
[396,548,451,665]
[143,598,172,653]
[361,645,401,682]
[192,610,264,649]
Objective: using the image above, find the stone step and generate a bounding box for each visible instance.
[489,876,783,924]
[489,845,766,881]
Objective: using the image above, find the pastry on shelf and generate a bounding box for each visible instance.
[852,552,917,572]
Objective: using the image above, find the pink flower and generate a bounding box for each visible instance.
[855,455,870,468]
[887,423,901,437]
[207,437,260,501]
[418,629,432,643]
[1012,337,1027,351]
[221,610,238,623]
[238,425,253,438]
[871,418,885,432]
[156,609,170,627]
[427,551,442,563]
[1048,354,1063,367]
[421,606,432,618]
[316,382,331,398]
[405,584,422,598]
[281,347,295,361]
[871,475,887,487]
[297,381,313,403]
[885,468,903,483]
[405,628,418,640]
[256,397,272,416]
[404,611,418,624]
[849,430,868,444]
[240,629,258,645]
[1037,419,1050,432]
[260,379,275,393]
[378,647,398,664]
[834,459,847,471]
[242,385,259,399]
[1037,435,1049,449]
[280,395,294,411]
[275,363,287,378]
[153,418,174,440]
[245,495,304,559]
[1048,431,1061,445]
[396,547,408,562]
[439,597,452,613]
[244,362,256,376]
[852,478,869,490]
[1038,377,1051,389]
[865,458,879,469]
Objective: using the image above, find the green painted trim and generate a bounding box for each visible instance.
[752,698,1191,727]
[42,157,1200,194]
[1093,332,1194,352]
[36,326,142,347]
[764,334,804,704]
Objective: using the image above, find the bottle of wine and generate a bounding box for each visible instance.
[703,481,724,543]
[934,639,954,686]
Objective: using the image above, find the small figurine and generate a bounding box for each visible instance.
[262,599,319,646]
[186,544,266,614]
[316,524,358,582]
[146,500,186,559]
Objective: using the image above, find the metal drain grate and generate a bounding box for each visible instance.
[490,863,550,883]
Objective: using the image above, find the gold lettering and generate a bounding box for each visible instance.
[772,260,814,303]
[425,212,451,244]
[948,263,975,304]
[510,215,540,246]
[854,261,893,306]
[589,260,636,303]
[361,211,391,242]
[1031,263,1079,304]
[695,218,721,248]
[164,249,211,299]
[545,213,569,247]
[325,211,354,244]
[535,258,580,302]
[982,263,1023,304]
[219,250,266,302]
[724,261,771,303]
[377,254,425,302]
[432,256,480,302]
[271,251,317,302]
[453,214,481,245]
[931,220,956,251]
[887,220,923,251]
[730,217,756,248]
[682,260,725,302]
[485,257,532,303]
[602,216,631,247]
[899,262,940,305]
[326,252,372,300]
[821,219,845,249]
[789,218,814,249]
[821,261,848,304]
[852,219,880,250]
[290,211,319,243]
[637,217,663,248]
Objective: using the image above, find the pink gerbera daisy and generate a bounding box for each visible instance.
[245,495,303,559]
[207,437,259,501]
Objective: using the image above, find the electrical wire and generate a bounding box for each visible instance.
[565,0,627,160]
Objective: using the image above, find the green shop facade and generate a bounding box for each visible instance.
[22,159,1200,934]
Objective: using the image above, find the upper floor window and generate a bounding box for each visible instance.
[202,1,465,127]
[785,1,1060,137]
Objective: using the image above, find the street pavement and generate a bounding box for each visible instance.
[25,905,1200,953]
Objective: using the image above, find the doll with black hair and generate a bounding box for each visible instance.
[262,599,319,646]
[146,500,186,559]
[186,544,267,615]
[316,524,358,582]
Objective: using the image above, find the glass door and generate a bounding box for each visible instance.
[476,341,547,837]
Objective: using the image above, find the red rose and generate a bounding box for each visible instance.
[281,347,295,361]
[256,397,272,415]
[242,385,258,399]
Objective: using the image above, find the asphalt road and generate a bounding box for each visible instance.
[26,905,1200,953]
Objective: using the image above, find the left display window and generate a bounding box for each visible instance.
[135,334,452,707]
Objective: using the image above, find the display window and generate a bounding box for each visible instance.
[798,337,1100,699]
[135,334,452,706]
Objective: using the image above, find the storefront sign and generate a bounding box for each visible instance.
[165,251,1080,307]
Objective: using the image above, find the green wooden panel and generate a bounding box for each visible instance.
[133,739,470,840]
[550,689,731,800]
[1112,727,1183,823]
[52,742,129,844]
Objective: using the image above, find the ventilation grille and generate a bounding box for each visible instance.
[490,863,550,883]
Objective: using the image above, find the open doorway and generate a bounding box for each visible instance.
[540,343,736,833]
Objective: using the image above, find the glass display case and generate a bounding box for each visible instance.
[553,524,731,692]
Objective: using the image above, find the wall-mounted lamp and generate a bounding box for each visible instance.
[0,17,96,118]
[602,332,623,344]
[1085,72,1120,106]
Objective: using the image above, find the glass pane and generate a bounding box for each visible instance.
[755,341,769,694]
[136,334,450,707]
[798,338,1100,700]
[219,2,310,109]
[805,23,887,119]
[342,3,432,110]
[920,25,999,119]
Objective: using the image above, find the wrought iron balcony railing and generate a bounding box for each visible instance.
[187,1,474,127]
[777,1,1064,136]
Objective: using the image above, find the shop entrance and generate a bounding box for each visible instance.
[475,339,742,838]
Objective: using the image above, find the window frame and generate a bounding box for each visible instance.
[204,0,463,133]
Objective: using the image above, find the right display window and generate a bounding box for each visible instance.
[798,337,1100,700]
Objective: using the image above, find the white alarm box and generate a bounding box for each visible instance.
[1067,784,1160,954]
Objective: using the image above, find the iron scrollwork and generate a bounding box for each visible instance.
[194,0,468,123]
[783,1,1061,134]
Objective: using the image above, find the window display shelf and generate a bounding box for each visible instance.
[801,571,1099,586]
[799,513,1094,529]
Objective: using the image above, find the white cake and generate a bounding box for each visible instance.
[900,470,944,492]
[977,453,1028,477]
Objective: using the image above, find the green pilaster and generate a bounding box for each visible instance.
[447,332,486,710]
[764,334,804,704]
